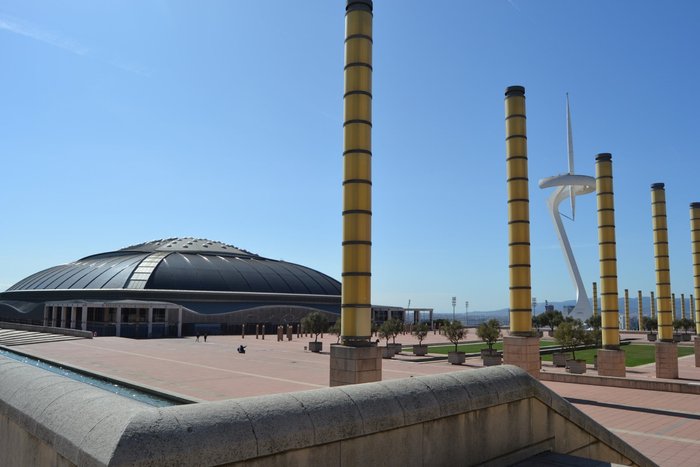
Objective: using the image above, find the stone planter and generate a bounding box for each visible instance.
[482,353,502,367]
[552,352,571,368]
[447,351,465,365]
[547,330,555,337]
[566,359,587,374]
[673,333,681,343]
[308,341,323,353]
[412,344,428,356]
[480,348,499,358]
[681,333,691,342]
[647,333,657,342]
[537,330,544,338]
[387,343,403,355]
[381,346,395,359]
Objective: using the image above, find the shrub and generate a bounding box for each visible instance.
[379,318,403,345]
[641,316,658,332]
[538,310,564,332]
[476,319,501,352]
[444,320,466,352]
[680,318,695,333]
[554,319,594,360]
[301,312,328,343]
[329,321,341,343]
[412,322,429,346]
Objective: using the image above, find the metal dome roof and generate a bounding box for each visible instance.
[6,238,340,296]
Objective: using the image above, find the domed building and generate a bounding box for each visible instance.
[0,238,341,337]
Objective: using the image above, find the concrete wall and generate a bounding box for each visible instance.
[0,357,652,467]
[540,368,700,395]
[0,321,93,339]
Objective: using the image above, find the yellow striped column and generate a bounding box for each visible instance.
[650,291,656,319]
[331,0,381,387]
[505,85,532,335]
[681,293,686,320]
[691,294,697,332]
[651,183,678,378]
[652,184,673,341]
[637,290,643,331]
[596,154,620,349]
[672,293,677,321]
[691,203,700,363]
[592,282,599,317]
[596,154,624,376]
[341,0,373,345]
[624,289,630,331]
[503,85,539,377]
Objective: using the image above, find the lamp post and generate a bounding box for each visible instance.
[452,296,456,322]
[465,301,469,325]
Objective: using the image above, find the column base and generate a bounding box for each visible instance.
[655,341,679,379]
[695,337,700,368]
[330,344,381,386]
[597,349,626,377]
[503,336,540,378]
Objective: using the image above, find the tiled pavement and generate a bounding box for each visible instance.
[4,330,699,466]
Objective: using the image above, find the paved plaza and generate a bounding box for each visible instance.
[4,329,699,466]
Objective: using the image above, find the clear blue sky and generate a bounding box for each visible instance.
[1,1,698,313]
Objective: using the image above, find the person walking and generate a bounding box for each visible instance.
[203,331,208,343]
[195,331,200,342]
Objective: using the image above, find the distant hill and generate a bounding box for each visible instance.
[432,295,691,325]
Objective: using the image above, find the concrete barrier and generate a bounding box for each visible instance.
[540,370,700,395]
[0,356,652,466]
[0,321,93,339]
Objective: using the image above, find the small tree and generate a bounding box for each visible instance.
[641,316,658,332]
[433,318,450,328]
[386,318,403,344]
[585,314,602,348]
[673,319,683,334]
[444,320,466,353]
[412,322,429,346]
[329,321,341,343]
[554,320,594,361]
[680,318,694,334]
[532,314,542,332]
[539,310,564,333]
[476,319,501,352]
[379,319,394,345]
[301,311,328,343]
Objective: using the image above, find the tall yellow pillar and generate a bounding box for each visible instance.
[672,293,677,321]
[637,290,643,331]
[651,183,678,378]
[681,293,686,320]
[691,203,700,338]
[505,85,532,335]
[691,294,696,331]
[592,282,599,317]
[652,184,673,341]
[595,154,625,376]
[341,0,373,345]
[331,0,381,387]
[595,154,620,349]
[503,85,539,377]
[624,289,630,331]
[650,291,656,319]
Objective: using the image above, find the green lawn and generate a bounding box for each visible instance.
[418,340,559,355]
[540,344,695,366]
